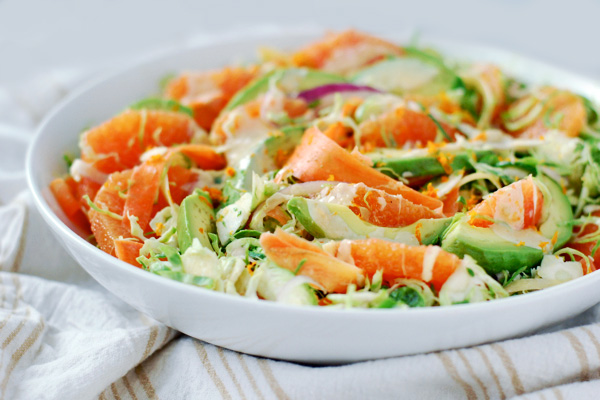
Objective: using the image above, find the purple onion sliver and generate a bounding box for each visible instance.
[297,83,381,103]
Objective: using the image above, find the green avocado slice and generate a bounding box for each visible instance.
[225,68,346,111]
[367,148,498,178]
[236,125,305,191]
[177,190,215,253]
[351,47,462,96]
[287,197,451,245]
[441,175,573,274]
[256,261,318,306]
[221,125,306,208]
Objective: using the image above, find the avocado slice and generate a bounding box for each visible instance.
[225,68,346,111]
[221,125,305,208]
[256,261,318,305]
[441,175,573,274]
[237,125,305,191]
[351,47,462,96]
[367,148,498,178]
[287,197,451,245]
[177,190,215,253]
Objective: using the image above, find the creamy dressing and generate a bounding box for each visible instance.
[216,193,253,245]
[376,196,387,211]
[359,58,439,92]
[69,159,109,184]
[140,146,168,162]
[421,246,441,282]
[490,224,551,252]
[180,72,221,104]
[438,256,508,305]
[536,255,583,281]
[305,200,419,244]
[322,43,396,75]
[216,106,274,167]
[315,182,361,207]
[336,240,355,265]
[435,171,463,198]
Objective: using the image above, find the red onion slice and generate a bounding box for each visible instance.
[297,83,381,103]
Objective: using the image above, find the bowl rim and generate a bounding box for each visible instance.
[26,27,600,319]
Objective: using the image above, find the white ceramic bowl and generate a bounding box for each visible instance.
[27,30,600,364]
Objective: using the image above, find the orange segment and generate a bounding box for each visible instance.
[260,229,364,293]
[122,156,165,231]
[165,66,259,131]
[81,110,197,174]
[322,122,354,148]
[292,30,403,75]
[278,127,443,213]
[441,186,461,217]
[210,97,305,146]
[344,184,440,227]
[469,176,543,229]
[89,170,133,255]
[172,144,227,170]
[567,241,599,274]
[505,87,586,138]
[332,239,461,291]
[50,177,91,232]
[114,239,143,267]
[76,177,102,209]
[50,178,82,217]
[565,210,600,274]
[359,107,439,148]
[166,165,200,205]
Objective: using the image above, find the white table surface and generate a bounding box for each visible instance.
[1,0,600,87]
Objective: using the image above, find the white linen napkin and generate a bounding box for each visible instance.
[2,69,600,400]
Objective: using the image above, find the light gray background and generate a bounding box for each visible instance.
[1,0,599,87]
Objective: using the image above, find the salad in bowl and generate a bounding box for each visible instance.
[49,30,600,310]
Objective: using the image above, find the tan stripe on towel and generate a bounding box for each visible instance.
[109,382,122,400]
[490,343,525,395]
[457,350,490,400]
[141,326,159,361]
[436,352,477,400]
[581,326,600,378]
[134,364,157,400]
[159,328,174,349]
[122,376,138,400]
[552,388,564,400]
[0,319,45,397]
[257,359,290,400]
[0,275,5,306]
[216,347,247,400]
[11,207,29,273]
[194,341,232,400]
[562,331,590,381]
[0,275,22,333]
[237,353,265,400]
[2,307,31,349]
[474,347,506,399]
[98,391,107,400]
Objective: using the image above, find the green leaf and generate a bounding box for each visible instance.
[155,271,214,288]
[63,153,74,168]
[208,233,223,257]
[582,95,599,126]
[129,98,193,117]
[427,113,452,142]
[233,230,262,239]
[388,286,426,308]
[159,73,176,92]
[158,244,183,270]
[460,88,480,119]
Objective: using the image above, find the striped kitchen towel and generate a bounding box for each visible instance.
[1,63,600,400]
